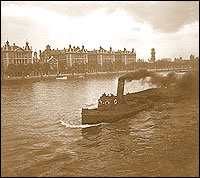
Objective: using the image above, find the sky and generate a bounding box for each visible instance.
[1,1,199,60]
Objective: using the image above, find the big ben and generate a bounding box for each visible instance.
[151,48,156,63]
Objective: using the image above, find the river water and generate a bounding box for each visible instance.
[1,72,199,177]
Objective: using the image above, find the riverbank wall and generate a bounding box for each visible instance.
[1,67,193,85]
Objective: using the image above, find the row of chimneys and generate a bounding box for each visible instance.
[3,41,31,50]
[45,44,135,53]
[46,44,85,51]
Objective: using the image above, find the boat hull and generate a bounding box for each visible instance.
[82,103,154,124]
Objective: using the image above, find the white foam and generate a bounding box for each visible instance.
[60,120,104,128]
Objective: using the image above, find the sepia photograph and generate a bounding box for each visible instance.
[1,1,199,177]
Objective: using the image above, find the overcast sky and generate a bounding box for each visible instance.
[1,1,199,60]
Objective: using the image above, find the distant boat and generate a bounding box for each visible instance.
[56,76,67,80]
[78,75,84,78]
[175,69,187,73]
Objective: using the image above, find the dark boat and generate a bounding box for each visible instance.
[82,69,186,124]
[82,77,154,124]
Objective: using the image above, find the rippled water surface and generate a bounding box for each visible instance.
[1,73,199,177]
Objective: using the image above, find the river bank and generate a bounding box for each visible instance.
[1,67,193,85]
[1,72,122,85]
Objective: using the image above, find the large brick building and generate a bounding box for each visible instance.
[88,46,136,66]
[39,44,136,68]
[1,40,33,72]
[96,46,115,66]
[121,48,136,65]
[39,44,88,68]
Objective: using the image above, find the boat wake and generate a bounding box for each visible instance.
[60,120,105,128]
[56,76,67,80]
[85,103,97,107]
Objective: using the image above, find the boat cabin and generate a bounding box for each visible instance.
[98,93,119,110]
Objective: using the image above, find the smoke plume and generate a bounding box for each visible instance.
[120,69,199,98]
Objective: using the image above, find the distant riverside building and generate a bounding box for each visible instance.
[159,58,172,62]
[190,54,195,61]
[88,47,115,66]
[1,40,33,71]
[150,48,156,63]
[39,44,88,68]
[91,47,136,66]
[40,45,136,67]
[174,56,187,62]
[127,48,137,64]
[87,49,98,66]
[189,54,199,61]
[96,46,115,66]
[87,47,136,66]
[137,58,145,62]
[121,48,136,65]
[33,51,39,63]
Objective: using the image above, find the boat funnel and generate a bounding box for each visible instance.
[117,77,125,104]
